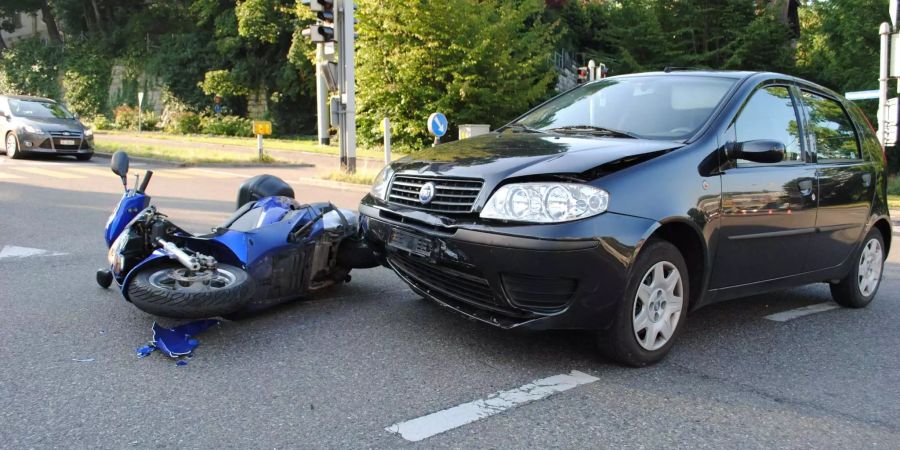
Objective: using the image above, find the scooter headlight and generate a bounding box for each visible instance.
[107,230,129,273]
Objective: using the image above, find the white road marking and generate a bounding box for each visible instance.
[0,245,67,260]
[764,302,841,322]
[385,370,599,442]
[181,168,249,179]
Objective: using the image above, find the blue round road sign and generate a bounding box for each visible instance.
[428,112,448,137]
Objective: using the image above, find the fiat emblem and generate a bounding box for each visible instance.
[418,182,436,204]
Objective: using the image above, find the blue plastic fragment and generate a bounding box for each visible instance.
[175,360,188,367]
[136,345,156,358]
[150,319,220,358]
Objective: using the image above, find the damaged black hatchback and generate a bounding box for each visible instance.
[358,71,891,366]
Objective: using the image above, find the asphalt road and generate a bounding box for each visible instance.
[2,155,899,448]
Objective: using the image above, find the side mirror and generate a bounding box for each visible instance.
[730,140,785,164]
[110,151,130,184]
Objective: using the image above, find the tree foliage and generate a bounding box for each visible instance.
[356,0,558,150]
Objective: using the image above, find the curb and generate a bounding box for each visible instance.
[295,177,372,193]
[92,152,314,169]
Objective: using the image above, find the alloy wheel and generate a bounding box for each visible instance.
[148,267,237,293]
[633,261,684,351]
[5,133,17,157]
[857,239,884,297]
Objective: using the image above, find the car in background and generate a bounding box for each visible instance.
[0,95,94,161]
[358,70,891,367]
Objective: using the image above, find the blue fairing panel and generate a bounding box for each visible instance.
[105,192,150,247]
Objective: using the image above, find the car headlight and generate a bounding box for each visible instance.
[83,128,93,137]
[480,182,609,223]
[22,125,42,134]
[370,165,394,201]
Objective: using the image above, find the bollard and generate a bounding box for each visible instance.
[382,117,391,165]
[257,133,264,161]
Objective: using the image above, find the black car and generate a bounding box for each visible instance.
[359,71,891,366]
[0,95,94,161]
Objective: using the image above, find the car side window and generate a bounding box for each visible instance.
[734,86,803,166]
[801,91,861,162]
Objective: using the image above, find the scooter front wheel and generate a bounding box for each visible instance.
[127,263,254,319]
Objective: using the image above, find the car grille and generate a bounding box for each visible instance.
[388,175,483,213]
[388,252,499,307]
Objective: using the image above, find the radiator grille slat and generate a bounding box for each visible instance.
[388,175,483,213]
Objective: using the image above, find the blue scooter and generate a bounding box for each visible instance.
[96,151,378,319]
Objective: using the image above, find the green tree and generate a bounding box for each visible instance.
[356,0,558,151]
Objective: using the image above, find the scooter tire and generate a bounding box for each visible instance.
[127,263,254,319]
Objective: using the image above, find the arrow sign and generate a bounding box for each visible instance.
[428,112,448,138]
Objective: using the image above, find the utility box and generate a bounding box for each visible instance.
[459,124,490,139]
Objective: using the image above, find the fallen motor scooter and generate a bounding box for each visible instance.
[96,151,378,319]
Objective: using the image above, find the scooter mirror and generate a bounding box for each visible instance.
[110,151,130,183]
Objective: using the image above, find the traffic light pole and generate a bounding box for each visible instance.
[335,0,356,173]
[316,43,330,146]
[316,42,331,145]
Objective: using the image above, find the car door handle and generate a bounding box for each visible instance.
[798,179,814,196]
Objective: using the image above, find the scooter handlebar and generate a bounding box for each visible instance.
[138,170,153,193]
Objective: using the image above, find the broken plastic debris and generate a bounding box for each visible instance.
[135,319,220,360]
[72,358,95,362]
[175,360,188,367]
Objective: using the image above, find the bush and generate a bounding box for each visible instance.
[0,38,62,98]
[165,112,201,134]
[889,176,900,196]
[141,111,160,130]
[61,40,112,118]
[199,115,253,137]
[91,115,111,130]
[114,105,139,130]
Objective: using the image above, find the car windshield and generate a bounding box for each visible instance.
[7,99,73,119]
[513,75,737,141]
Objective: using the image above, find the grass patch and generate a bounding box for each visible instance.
[96,130,403,160]
[95,142,285,165]
[889,195,900,210]
[319,169,378,185]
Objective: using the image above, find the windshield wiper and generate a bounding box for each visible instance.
[546,125,639,139]
[503,123,545,134]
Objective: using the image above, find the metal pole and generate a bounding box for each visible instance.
[257,133,264,160]
[880,22,891,147]
[342,0,356,173]
[383,117,391,165]
[335,0,346,171]
[316,43,330,146]
[588,60,596,82]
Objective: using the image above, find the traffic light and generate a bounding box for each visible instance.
[301,0,333,12]
[302,25,335,43]
[301,0,335,43]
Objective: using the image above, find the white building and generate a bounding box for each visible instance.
[1,10,50,47]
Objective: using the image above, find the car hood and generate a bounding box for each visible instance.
[16,116,83,132]
[392,132,683,182]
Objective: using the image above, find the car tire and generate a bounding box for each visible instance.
[829,228,885,309]
[5,132,22,159]
[76,153,92,161]
[597,239,689,367]
[127,263,255,319]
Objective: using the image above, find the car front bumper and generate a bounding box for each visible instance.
[359,199,656,331]
[17,131,93,154]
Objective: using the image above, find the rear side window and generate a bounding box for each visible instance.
[734,85,803,166]
[801,91,861,162]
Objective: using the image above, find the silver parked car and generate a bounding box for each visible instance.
[0,95,94,161]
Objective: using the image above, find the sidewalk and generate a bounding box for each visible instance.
[95,133,389,174]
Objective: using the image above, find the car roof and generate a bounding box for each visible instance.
[1,95,56,103]
[606,70,844,98]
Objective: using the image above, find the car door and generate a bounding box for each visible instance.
[799,89,876,270]
[710,83,818,289]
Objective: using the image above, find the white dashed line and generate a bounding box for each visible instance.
[385,370,599,442]
[764,302,841,322]
[0,245,67,260]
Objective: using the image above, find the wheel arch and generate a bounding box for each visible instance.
[871,216,892,256]
[638,218,709,311]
